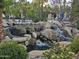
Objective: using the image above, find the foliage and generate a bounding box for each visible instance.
[77,21,79,29]
[27,2,51,22]
[3,0,51,22]
[33,0,48,4]
[3,0,14,19]
[72,0,79,16]
[76,20,79,30]
[71,0,79,27]
[71,37,79,53]
[0,40,27,59]
[43,43,74,59]
[9,2,22,17]
[51,5,59,13]
[0,0,5,40]
[0,0,4,9]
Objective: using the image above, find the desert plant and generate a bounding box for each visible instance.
[0,40,27,59]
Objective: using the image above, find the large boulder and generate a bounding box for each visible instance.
[44,22,51,29]
[47,20,62,28]
[12,34,31,43]
[26,25,35,32]
[63,27,72,36]
[26,39,36,52]
[58,41,71,48]
[28,50,45,59]
[40,29,58,41]
[34,22,45,32]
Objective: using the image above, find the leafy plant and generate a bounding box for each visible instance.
[76,20,79,29]
[43,43,74,59]
[0,40,27,59]
[71,37,79,53]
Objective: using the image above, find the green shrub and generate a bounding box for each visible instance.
[0,40,27,59]
[43,43,74,59]
[71,37,79,53]
[76,21,79,30]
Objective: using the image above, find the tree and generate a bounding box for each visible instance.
[0,0,5,40]
[4,0,13,19]
[8,0,29,19]
[26,2,51,22]
[33,0,48,3]
[70,0,79,29]
[27,0,50,22]
[0,0,14,40]
[72,0,79,20]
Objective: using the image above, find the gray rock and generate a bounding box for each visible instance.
[41,29,58,41]
[63,27,72,36]
[13,34,31,43]
[75,52,79,59]
[32,32,37,38]
[28,50,46,59]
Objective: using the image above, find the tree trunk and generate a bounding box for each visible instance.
[0,9,4,41]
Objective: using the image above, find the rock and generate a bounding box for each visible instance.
[75,52,79,59]
[63,27,72,36]
[35,40,50,50]
[13,37,28,42]
[58,41,71,48]
[25,41,29,46]
[28,50,45,59]
[41,29,58,41]
[12,34,31,43]
[5,36,11,40]
[72,28,79,37]
[48,20,62,27]
[32,32,37,38]
[48,13,53,20]
[28,38,36,45]
[26,25,35,32]
[25,37,36,47]
[44,22,51,29]
[34,22,45,31]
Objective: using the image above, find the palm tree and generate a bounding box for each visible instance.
[0,0,4,40]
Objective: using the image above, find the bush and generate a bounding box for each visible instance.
[43,43,74,59]
[71,37,79,53]
[76,21,79,30]
[0,40,27,59]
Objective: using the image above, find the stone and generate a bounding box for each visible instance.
[28,50,46,59]
[47,20,62,27]
[5,36,11,40]
[34,22,45,31]
[63,27,72,36]
[44,22,51,29]
[41,29,58,41]
[58,41,71,48]
[13,34,31,43]
[75,52,79,59]
[32,32,37,38]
